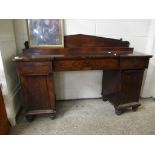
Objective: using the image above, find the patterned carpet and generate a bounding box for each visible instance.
[10,98,155,135]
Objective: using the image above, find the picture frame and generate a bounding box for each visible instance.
[27,19,64,48]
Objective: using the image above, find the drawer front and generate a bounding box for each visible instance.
[17,62,52,75]
[54,58,119,71]
[120,58,149,69]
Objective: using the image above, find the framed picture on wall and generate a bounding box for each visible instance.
[27,19,64,48]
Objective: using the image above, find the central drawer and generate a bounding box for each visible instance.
[54,58,119,71]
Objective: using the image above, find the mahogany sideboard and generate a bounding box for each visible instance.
[13,34,152,121]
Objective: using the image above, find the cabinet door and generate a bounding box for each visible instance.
[102,70,121,96]
[121,69,144,103]
[21,75,55,111]
[0,86,10,135]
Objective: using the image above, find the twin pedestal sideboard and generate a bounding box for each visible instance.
[13,34,152,121]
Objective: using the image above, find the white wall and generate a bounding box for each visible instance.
[13,19,153,100]
[141,20,155,98]
[0,20,21,126]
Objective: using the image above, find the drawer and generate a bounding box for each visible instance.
[54,58,119,71]
[120,58,149,69]
[17,62,52,75]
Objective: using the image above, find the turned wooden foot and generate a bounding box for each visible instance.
[102,95,108,101]
[50,114,56,120]
[26,115,34,122]
[132,106,139,111]
[103,98,108,101]
[115,109,123,115]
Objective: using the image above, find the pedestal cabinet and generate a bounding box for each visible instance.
[102,69,144,114]
[16,61,56,121]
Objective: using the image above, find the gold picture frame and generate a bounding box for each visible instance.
[27,19,64,48]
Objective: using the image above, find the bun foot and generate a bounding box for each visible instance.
[132,106,139,111]
[115,109,123,115]
[103,98,108,101]
[102,96,108,101]
[50,114,56,120]
[26,115,34,122]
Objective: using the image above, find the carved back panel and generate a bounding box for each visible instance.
[23,34,131,56]
[64,34,130,48]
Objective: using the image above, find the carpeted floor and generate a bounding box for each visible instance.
[10,98,155,135]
